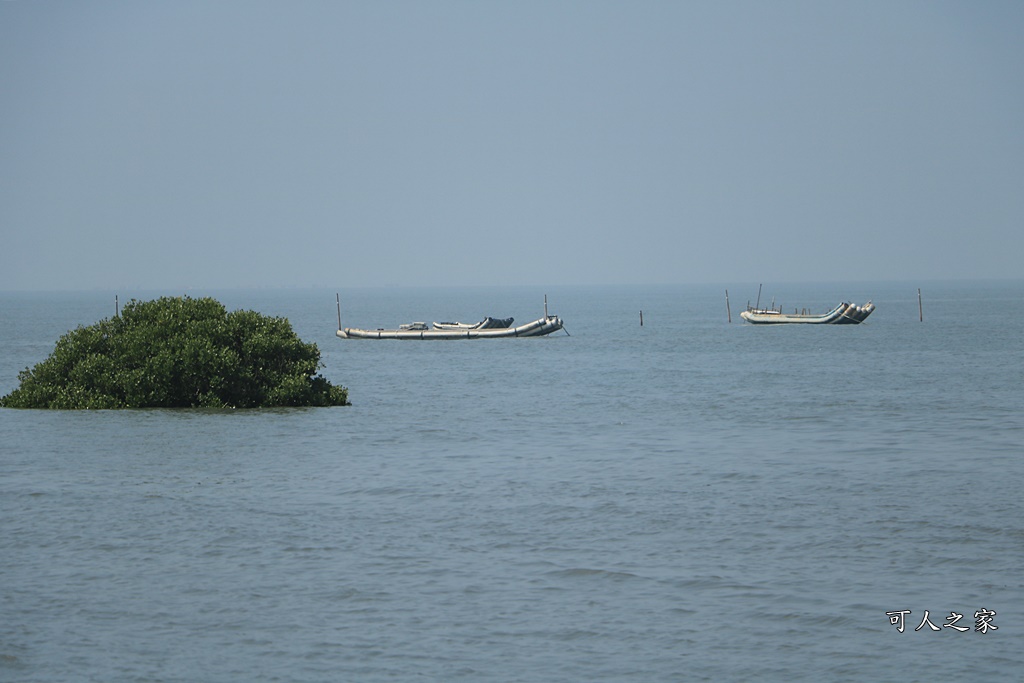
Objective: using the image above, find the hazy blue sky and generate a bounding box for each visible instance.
[2,1,1022,290]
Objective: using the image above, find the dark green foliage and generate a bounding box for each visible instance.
[0,296,349,409]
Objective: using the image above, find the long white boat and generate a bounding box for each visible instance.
[335,296,565,339]
[741,301,875,325]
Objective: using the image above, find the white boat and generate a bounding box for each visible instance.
[335,296,565,340]
[741,301,875,325]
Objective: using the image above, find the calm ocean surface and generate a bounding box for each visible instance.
[2,282,1021,682]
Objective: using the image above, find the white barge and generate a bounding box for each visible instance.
[741,301,875,325]
[335,296,565,339]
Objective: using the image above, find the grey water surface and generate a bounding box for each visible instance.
[2,282,1021,681]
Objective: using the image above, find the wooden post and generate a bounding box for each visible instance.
[640,310,644,327]
[918,288,923,322]
[725,289,731,322]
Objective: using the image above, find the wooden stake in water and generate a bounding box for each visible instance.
[918,288,923,322]
[725,289,731,323]
[640,310,644,327]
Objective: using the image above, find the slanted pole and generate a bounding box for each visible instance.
[755,284,762,311]
[918,288,923,322]
[336,293,342,330]
[725,289,731,323]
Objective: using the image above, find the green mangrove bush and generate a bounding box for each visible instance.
[1,296,348,409]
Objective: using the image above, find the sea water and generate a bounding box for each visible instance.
[1,282,1021,682]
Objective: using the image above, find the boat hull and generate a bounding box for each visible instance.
[740,302,875,325]
[338,316,564,339]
